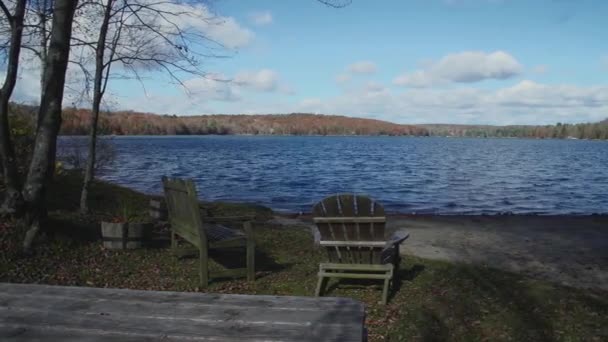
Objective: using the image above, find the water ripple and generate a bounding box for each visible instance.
[58,136,608,215]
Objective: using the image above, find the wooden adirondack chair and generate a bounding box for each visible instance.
[313,194,409,304]
[162,177,255,287]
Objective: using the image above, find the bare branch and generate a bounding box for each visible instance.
[0,0,12,22]
[317,0,352,8]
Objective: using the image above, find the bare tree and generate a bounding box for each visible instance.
[20,0,79,252]
[78,0,119,214]
[0,0,27,214]
[77,0,227,213]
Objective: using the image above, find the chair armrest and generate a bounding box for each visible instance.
[242,221,254,238]
[385,230,409,249]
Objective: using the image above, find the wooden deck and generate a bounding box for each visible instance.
[0,283,366,341]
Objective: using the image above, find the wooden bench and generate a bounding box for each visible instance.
[162,177,255,287]
[0,283,366,341]
[313,194,409,304]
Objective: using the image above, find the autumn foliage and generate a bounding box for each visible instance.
[10,103,608,139]
[59,107,429,136]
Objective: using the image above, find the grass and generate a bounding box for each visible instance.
[1,173,607,341]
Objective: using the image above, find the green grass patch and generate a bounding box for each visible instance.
[1,174,606,341]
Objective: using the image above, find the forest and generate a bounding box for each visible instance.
[46,105,608,139]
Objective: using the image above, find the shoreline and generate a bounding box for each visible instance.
[119,186,608,218]
[271,214,608,291]
[59,134,608,141]
[278,211,608,218]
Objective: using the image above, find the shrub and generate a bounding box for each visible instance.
[57,136,116,175]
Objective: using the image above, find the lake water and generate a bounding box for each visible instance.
[58,136,608,215]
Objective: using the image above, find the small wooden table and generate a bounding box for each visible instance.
[0,283,365,341]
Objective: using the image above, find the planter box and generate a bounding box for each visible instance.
[101,222,150,250]
[149,199,168,221]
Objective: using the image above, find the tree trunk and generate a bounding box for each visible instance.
[79,96,101,214]
[22,0,79,253]
[80,0,115,214]
[0,0,27,215]
[36,0,56,179]
[36,0,50,130]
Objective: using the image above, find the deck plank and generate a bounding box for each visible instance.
[0,283,365,341]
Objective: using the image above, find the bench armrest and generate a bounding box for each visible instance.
[203,217,254,239]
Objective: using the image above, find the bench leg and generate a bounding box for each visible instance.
[199,249,209,288]
[246,238,255,281]
[315,276,326,297]
[171,232,177,253]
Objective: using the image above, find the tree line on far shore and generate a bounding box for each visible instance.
[43,105,608,140]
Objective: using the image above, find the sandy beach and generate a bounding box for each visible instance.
[270,214,608,290]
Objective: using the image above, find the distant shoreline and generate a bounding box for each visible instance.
[58,134,608,141]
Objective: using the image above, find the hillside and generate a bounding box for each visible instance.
[59,109,428,136]
[9,104,608,139]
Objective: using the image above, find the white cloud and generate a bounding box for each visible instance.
[234,69,280,92]
[183,75,241,102]
[205,17,255,49]
[335,73,351,84]
[364,81,386,93]
[334,61,377,85]
[347,61,377,74]
[394,51,523,87]
[147,1,254,49]
[532,65,548,74]
[278,84,296,95]
[601,55,608,71]
[241,80,608,125]
[492,80,608,108]
[248,11,273,26]
[393,70,441,88]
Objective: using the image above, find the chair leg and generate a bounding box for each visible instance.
[246,238,255,281]
[199,249,209,288]
[381,265,394,305]
[381,276,390,305]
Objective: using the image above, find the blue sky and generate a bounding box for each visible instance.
[9,0,608,125]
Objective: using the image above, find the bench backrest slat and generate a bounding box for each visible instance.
[162,177,207,248]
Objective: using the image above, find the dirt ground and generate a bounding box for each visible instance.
[269,215,608,290]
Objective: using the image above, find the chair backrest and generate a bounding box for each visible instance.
[162,177,207,248]
[312,194,387,264]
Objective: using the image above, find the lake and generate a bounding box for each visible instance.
[58,136,608,215]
